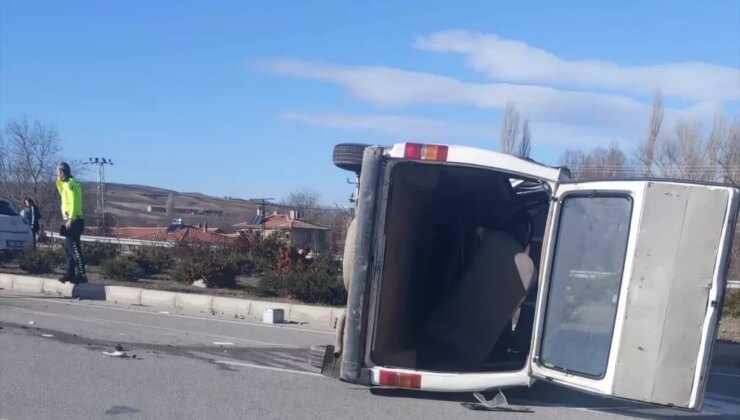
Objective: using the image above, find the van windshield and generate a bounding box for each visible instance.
[0,201,19,216]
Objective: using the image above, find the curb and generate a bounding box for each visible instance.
[0,273,340,327]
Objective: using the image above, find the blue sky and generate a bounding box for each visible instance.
[1,0,739,204]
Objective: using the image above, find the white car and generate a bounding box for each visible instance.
[323,142,738,412]
[0,200,34,251]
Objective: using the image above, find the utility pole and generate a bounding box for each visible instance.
[84,157,114,233]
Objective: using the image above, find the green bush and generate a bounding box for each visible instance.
[83,242,119,266]
[259,253,346,306]
[0,250,19,265]
[724,289,740,318]
[18,250,59,274]
[171,242,238,288]
[132,246,173,276]
[101,254,144,282]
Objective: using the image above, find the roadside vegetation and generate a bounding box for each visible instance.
[0,231,346,306]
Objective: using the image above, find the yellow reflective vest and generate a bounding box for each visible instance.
[56,178,84,220]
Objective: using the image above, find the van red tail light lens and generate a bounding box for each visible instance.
[404,143,448,162]
[378,370,422,389]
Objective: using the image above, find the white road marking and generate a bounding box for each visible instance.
[711,372,740,378]
[9,295,335,335]
[9,307,301,348]
[214,360,323,377]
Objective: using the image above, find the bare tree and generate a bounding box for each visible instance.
[560,141,627,181]
[0,117,63,226]
[518,119,532,158]
[635,90,664,176]
[283,188,321,223]
[499,102,521,155]
[719,117,740,185]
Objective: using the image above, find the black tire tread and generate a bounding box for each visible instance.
[333,143,368,173]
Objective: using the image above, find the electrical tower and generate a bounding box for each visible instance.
[84,157,114,232]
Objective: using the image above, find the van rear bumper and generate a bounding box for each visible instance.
[367,366,533,393]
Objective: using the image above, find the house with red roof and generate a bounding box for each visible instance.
[232,211,329,251]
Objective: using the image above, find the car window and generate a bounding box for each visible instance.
[0,201,19,216]
[539,194,632,378]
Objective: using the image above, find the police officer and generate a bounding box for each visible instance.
[56,162,87,284]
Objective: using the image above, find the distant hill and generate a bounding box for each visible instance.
[81,182,289,231]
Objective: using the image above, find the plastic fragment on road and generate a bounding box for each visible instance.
[192,279,207,288]
[102,351,128,357]
[460,391,533,413]
[41,334,54,338]
[28,321,35,325]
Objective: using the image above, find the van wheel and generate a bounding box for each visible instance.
[333,143,368,174]
[342,218,357,290]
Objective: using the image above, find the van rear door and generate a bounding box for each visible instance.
[530,180,738,410]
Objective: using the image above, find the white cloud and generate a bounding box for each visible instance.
[282,111,633,150]
[414,31,740,102]
[260,59,716,133]
[281,111,496,142]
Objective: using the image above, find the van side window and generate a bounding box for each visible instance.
[539,195,632,378]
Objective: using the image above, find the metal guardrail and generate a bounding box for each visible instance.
[44,231,173,248]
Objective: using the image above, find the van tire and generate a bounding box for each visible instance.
[342,218,357,290]
[333,143,368,174]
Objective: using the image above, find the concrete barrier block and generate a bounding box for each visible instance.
[212,297,250,316]
[0,273,14,290]
[42,279,74,297]
[12,275,44,293]
[249,300,292,318]
[290,304,335,326]
[141,289,176,308]
[105,286,142,305]
[175,293,214,312]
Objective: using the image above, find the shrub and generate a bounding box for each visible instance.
[0,250,19,265]
[83,242,119,266]
[171,242,238,288]
[18,250,58,274]
[132,246,173,276]
[259,251,346,306]
[101,254,144,282]
[235,232,283,272]
[724,289,740,318]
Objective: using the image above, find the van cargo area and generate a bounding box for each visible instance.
[369,162,549,373]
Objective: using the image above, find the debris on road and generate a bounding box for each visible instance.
[28,321,35,325]
[41,334,54,338]
[102,351,127,358]
[158,311,170,314]
[461,391,533,413]
[213,341,234,346]
[115,344,125,352]
[192,279,207,288]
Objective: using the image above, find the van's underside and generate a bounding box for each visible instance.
[368,161,550,374]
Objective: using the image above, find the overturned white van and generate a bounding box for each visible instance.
[320,142,738,411]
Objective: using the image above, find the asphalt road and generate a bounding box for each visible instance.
[1,291,739,420]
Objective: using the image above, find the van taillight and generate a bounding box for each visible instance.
[379,370,422,389]
[404,143,448,162]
